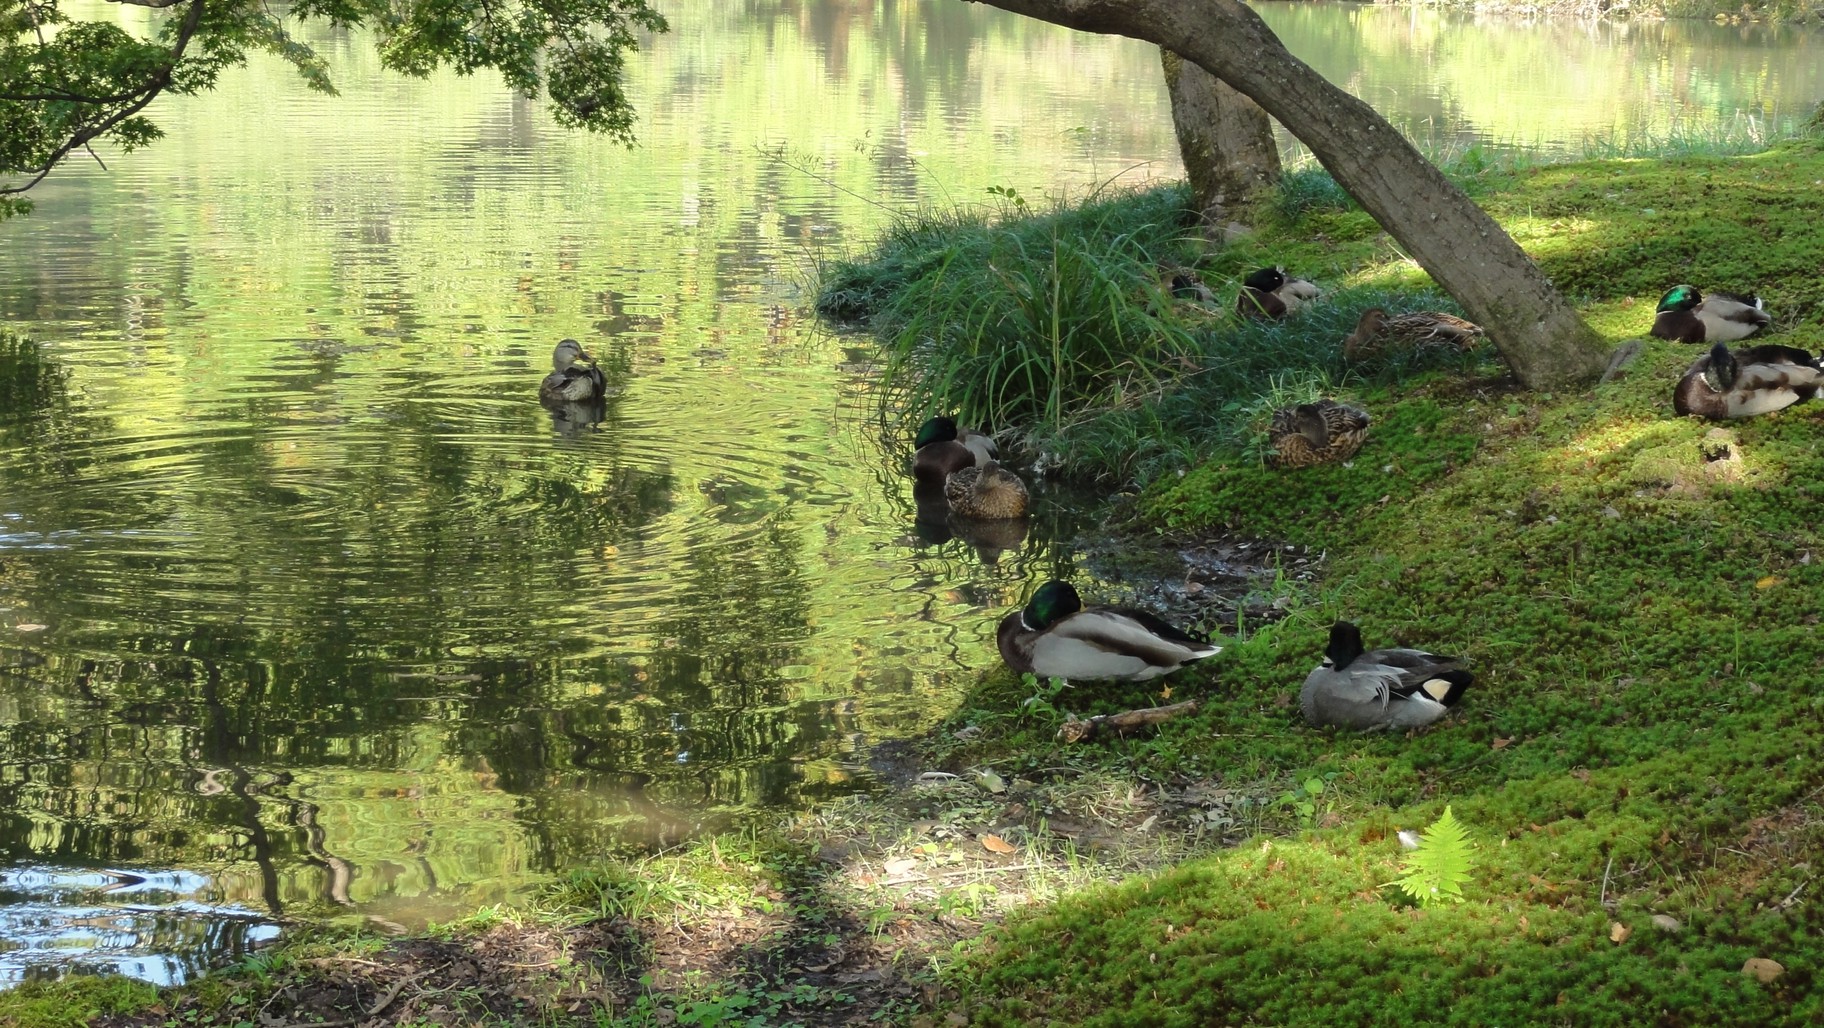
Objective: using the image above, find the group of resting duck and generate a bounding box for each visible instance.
[910,271,1812,734]
[908,265,1488,732]
[1652,285,1824,420]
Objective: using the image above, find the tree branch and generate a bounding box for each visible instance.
[1,0,205,196]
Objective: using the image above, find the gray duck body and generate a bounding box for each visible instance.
[1673,342,1823,420]
[1300,621,1473,732]
[997,581,1220,683]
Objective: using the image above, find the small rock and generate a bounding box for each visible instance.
[1651,914,1682,933]
[1743,957,1784,983]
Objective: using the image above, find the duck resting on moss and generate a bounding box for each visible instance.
[1342,307,1484,360]
[1673,341,1824,420]
[1267,400,1370,468]
[1300,621,1474,732]
[1236,266,1320,321]
[912,415,997,490]
[1650,285,1770,344]
[997,580,1220,684]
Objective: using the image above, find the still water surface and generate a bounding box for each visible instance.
[1,0,1820,984]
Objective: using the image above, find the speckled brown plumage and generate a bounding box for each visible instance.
[944,460,1030,519]
[1343,308,1483,360]
[1268,400,1371,468]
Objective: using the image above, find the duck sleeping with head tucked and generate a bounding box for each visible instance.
[1673,341,1824,420]
[1267,400,1370,468]
[1650,285,1770,344]
[539,339,608,404]
[912,415,997,490]
[998,580,1220,684]
[1300,621,1474,732]
[1236,266,1320,321]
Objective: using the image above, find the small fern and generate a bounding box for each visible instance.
[1388,806,1475,907]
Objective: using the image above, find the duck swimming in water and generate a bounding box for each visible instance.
[912,415,997,490]
[945,459,1030,520]
[539,339,607,405]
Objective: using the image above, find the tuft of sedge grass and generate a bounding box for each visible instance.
[853,184,1208,435]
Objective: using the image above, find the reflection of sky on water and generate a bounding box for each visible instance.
[0,866,280,986]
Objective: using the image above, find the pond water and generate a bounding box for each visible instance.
[2,0,1820,985]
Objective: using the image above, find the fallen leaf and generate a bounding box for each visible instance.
[1757,576,1782,590]
[15,624,46,632]
[1743,957,1784,983]
[883,858,917,876]
[976,770,1007,794]
[980,834,1017,855]
[1492,737,1512,750]
[1610,922,1632,944]
[1159,684,1173,700]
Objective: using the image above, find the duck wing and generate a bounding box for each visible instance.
[1697,298,1772,341]
[1029,609,1219,680]
[1723,360,1824,416]
[1733,344,1816,368]
[1357,648,1469,701]
[1238,287,1286,320]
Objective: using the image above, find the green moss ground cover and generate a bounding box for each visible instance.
[931,140,1824,1024]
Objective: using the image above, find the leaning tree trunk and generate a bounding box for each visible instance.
[1160,48,1279,227]
[968,0,1610,389]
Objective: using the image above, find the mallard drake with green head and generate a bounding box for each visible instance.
[1650,285,1771,344]
[1300,621,1474,732]
[1236,266,1320,320]
[997,580,1221,683]
[1267,400,1370,468]
[945,459,1030,519]
[1342,307,1483,360]
[540,339,607,404]
[1674,341,1824,420]
[913,416,996,489]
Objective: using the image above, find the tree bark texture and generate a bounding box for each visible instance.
[1160,48,1279,225]
[968,0,1610,389]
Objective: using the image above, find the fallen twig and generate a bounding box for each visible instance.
[275,969,429,1028]
[1777,875,1816,911]
[1058,700,1199,743]
[1600,853,1614,908]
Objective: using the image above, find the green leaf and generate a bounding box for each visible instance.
[1388,805,1474,907]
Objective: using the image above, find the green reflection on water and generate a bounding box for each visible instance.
[1,0,1822,966]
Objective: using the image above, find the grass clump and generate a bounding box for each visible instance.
[821,184,1207,434]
